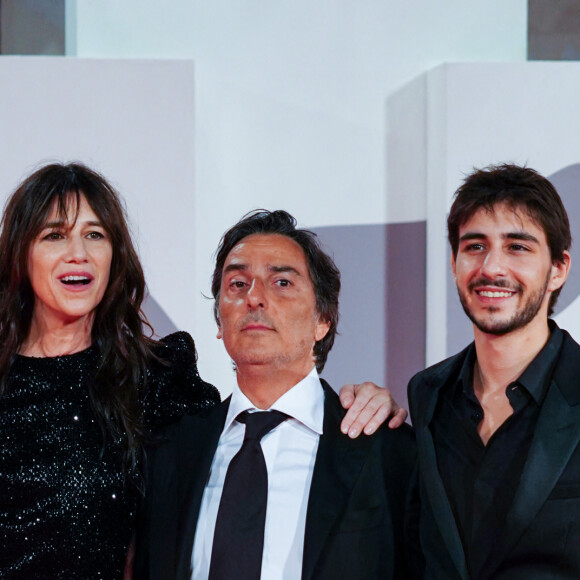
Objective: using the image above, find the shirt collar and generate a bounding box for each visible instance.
[457,343,477,401]
[517,320,564,405]
[224,367,325,436]
[458,319,565,405]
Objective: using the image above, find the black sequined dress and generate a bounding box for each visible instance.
[0,332,219,579]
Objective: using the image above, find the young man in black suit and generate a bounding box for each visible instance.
[135,210,420,579]
[409,164,579,579]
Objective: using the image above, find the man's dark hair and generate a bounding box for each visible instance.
[211,209,340,372]
[448,163,571,315]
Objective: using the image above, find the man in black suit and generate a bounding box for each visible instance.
[135,210,420,579]
[408,164,580,579]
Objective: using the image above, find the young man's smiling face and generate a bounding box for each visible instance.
[217,233,330,378]
[452,202,570,336]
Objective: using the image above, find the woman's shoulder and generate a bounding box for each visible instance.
[143,331,220,429]
[154,331,197,359]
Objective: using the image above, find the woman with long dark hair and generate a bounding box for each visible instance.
[0,162,220,578]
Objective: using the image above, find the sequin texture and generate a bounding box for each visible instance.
[0,332,219,579]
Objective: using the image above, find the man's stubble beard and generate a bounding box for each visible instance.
[457,271,551,336]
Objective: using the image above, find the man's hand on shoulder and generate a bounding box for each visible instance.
[339,382,408,438]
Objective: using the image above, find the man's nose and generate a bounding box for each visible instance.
[480,247,507,278]
[247,279,267,309]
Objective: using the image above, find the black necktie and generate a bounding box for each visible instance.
[208,410,288,580]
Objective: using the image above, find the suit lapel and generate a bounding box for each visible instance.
[415,372,469,580]
[482,365,580,577]
[302,381,377,580]
[174,399,230,579]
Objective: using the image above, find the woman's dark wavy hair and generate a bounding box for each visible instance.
[448,163,572,316]
[0,162,155,472]
[211,209,340,372]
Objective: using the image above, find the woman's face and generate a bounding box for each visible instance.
[27,194,113,328]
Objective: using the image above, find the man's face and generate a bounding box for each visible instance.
[452,202,570,336]
[217,233,330,376]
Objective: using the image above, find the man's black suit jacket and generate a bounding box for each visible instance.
[408,328,580,580]
[135,380,420,579]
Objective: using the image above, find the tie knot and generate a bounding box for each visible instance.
[237,410,288,441]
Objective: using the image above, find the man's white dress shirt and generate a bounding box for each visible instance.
[191,367,324,579]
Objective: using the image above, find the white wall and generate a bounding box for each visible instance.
[63,0,527,393]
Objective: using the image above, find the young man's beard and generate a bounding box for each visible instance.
[457,272,551,336]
